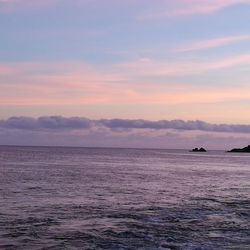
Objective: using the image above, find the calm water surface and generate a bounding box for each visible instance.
[0,146,249,249]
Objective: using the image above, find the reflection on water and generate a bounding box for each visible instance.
[0,146,249,249]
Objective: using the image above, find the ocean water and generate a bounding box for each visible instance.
[0,146,249,250]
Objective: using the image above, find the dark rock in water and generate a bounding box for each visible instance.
[191,147,207,152]
[228,145,250,153]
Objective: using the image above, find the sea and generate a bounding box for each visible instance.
[0,146,249,250]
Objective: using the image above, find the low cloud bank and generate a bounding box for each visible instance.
[0,116,91,130]
[0,116,250,134]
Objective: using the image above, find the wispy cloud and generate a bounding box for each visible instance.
[1,58,250,107]
[175,35,250,52]
[0,65,13,75]
[4,0,249,17]
[139,0,250,20]
[119,54,250,77]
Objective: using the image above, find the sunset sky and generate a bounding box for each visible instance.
[1,0,250,148]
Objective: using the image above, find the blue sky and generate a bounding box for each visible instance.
[1,0,250,148]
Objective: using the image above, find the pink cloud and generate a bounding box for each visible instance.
[175,35,250,52]
[139,0,250,20]
[118,54,250,76]
[2,53,250,83]
[0,65,13,75]
[0,61,130,105]
[1,58,250,108]
[2,0,250,18]
[1,58,250,124]
[1,75,250,107]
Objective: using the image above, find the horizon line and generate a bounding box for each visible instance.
[0,144,237,152]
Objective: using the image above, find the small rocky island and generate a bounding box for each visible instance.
[191,147,207,152]
[228,145,250,153]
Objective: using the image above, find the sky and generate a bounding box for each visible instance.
[1,0,250,149]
